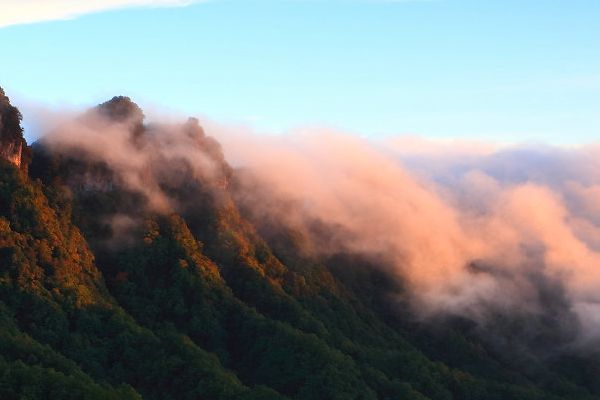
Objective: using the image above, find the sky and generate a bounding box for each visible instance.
[0,0,599,144]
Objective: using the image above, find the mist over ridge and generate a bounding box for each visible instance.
[22,94,600,350]
[2,0,600,397]
[5,82,600,399]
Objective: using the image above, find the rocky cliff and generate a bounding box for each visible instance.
[0,87,28,168]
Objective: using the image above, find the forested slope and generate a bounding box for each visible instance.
[1,87,599,399]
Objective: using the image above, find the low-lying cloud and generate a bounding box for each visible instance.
[31,102,600,346]
[212,125,600,345]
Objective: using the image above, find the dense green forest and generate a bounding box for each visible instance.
[1,86,599,399]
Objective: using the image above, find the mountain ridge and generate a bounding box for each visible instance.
[1,86,599,400]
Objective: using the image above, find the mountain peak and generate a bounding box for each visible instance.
[97,96,144,124]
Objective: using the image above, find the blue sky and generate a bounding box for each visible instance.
[0,0,599,143]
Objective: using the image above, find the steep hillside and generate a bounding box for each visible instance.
[1,86,599,399]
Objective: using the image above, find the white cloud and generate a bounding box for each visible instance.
[0,0,202,28]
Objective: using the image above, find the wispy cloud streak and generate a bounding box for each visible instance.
[0,0,202,28]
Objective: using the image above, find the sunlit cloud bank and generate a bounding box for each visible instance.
[0,0,201,28]
[32,103,600,346]
[212,124,600,344]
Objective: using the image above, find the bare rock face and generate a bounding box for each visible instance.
[0,87,26,167]
[0,140,22,166]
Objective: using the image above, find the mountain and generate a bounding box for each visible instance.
[1,86,599,400]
